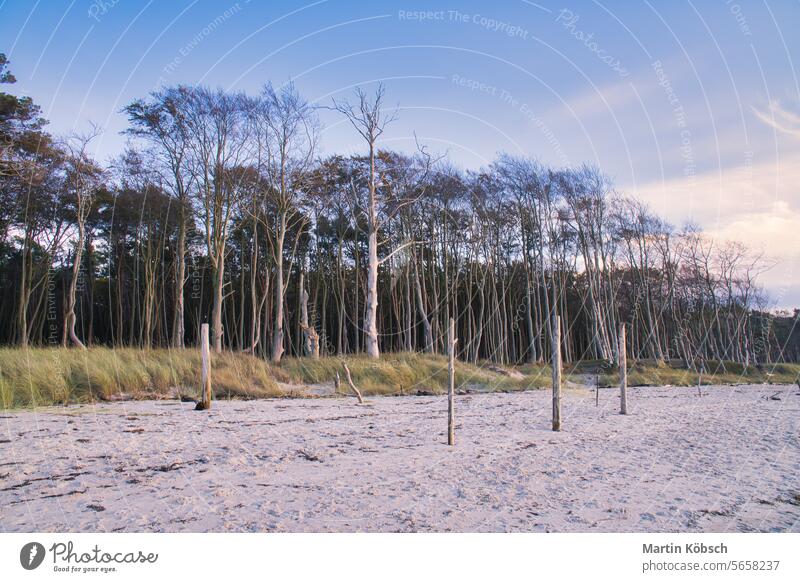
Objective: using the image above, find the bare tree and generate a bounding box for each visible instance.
[61,126,103,348]
[182,87,250,352]
[251,83,318,363]
[124,87,195,348]
[1,67,793,365]
[332,84,397,358]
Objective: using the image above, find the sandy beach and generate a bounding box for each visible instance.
[1,384,798,533]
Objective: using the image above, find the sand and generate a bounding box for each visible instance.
[1,384,798,532]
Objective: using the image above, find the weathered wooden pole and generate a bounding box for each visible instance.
[447,317,456,446]
[551,314,562,431]
[619,323,628,415]
[198,323,212,410]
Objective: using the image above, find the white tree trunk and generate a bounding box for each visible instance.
[365,227,379,358]
[211,253,225,353]
[271,218,286,363]
[173,218,186,348]
[67,225,86,349]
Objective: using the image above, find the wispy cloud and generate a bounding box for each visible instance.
[633,152,800,223]
[633,152,800,307]
[752,100,800,137]
[549,54,694,122]
[708,201,800,308]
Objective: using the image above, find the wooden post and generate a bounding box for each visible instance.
[551,314,561,431]
[619,323,628,415]
[447,317,456,446]
[198,323,212,410]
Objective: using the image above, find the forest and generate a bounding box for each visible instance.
[2,52,798,369]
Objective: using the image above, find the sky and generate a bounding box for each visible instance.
[1,0,799,307]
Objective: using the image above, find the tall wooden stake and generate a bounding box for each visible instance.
[199,323,212,410]
[551,314,562,431]
[619,323,628,415]
[447,317,456,446]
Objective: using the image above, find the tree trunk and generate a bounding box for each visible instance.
[66,226,86,349]
[364,141,380,359]
[173,217,186,348]
[17,233,31,347]
[365,224,380,358]
[211,252,225,353]
[299,272,318,358]
[413,252,433,353]
[245,217,261,353]
[271,216,286,363]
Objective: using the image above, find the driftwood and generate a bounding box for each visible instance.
[486,365,525,380]
[341,363,364,404]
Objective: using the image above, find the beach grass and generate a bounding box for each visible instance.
[557,358,800,387]
[0,347,281,408]
[0,347,797,409]
[278,352,539,395]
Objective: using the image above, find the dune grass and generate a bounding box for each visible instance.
[0,347,281,409]
[556,358,800,387]
[627,360,800,387]
[1,347,797,409]
[278,352,541,395]
[0,349,541,409]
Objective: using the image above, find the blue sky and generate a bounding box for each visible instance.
[2,0,799,306]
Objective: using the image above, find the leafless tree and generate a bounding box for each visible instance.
[182,87,250,352]
[251,83,319,363]
[331,84,397,358]
[124,87,195,348]
[61,125,103,348]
